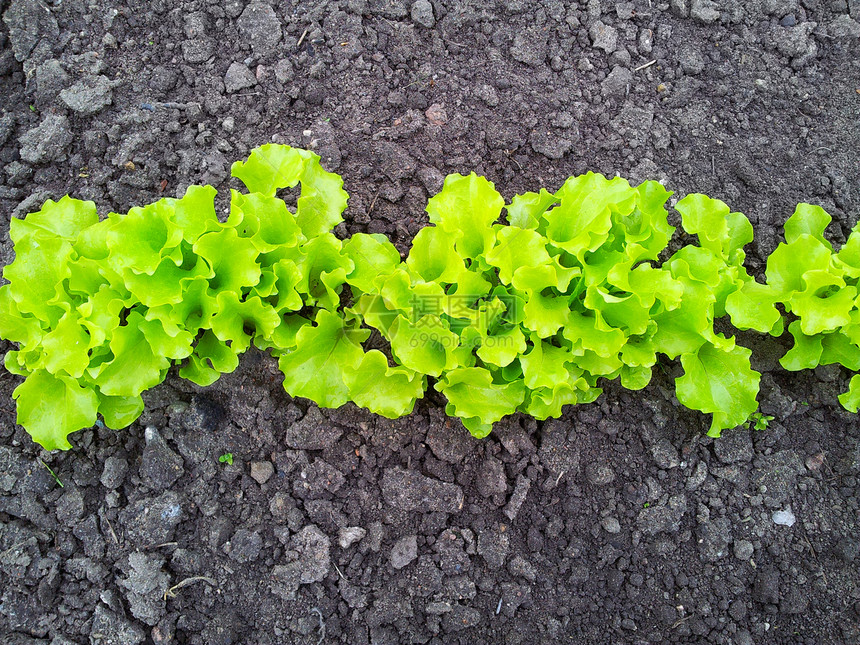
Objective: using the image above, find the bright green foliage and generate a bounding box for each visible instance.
[0,144,850,450]
[748,412,774,431]
[758,204,860,409]
[0,146,346,449]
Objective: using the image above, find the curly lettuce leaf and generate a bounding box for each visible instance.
[675,193,753,266]
[231,144,348,237]
[278,309,369,407]
[435,367,526,438]
[426,173,504,259]
[676,343,760,438]
[13,370,99,451]
[343,350,426,418]
[342,233,402,293]
[10,195,98,244]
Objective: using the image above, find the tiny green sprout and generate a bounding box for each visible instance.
[29,105,36,112]
[39,458,64,487]
[643,502,650,508]
[219,453,233,465]
[748,411,774,431]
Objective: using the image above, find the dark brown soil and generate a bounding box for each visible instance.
[1,1,859,643]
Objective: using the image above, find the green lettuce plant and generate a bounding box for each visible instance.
[0,144,849,450]
[735,204,860,411]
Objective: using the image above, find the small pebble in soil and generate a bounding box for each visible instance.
[772,508,796,527]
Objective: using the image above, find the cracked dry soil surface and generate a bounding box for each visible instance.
[1,0,860,643]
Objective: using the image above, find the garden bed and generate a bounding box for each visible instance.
[1,1,859,643]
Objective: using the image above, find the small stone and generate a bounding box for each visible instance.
[651,438,680,469]
[772,508,796,527]
[585,463,615,486]
[390,535,418,569]
[679,46,705,75]
[638,28,653,53]
[601,517,621,533]
[338,526,367,549]
[830,15,860,39]
[237,2,282,55]
[381,468,464,513]
[411,0,435,28]
[90,604,146,645]
[601,65,633,101]
[59,75,113,115]
[224,529,263,563]
[477,528,509,570]
[274,59,294,84]
[140,427,184,490]
[734,539,754,560]
[101,456,129,489]
[18,114,72,164]
[476,457,507,498]
[753,568,781,605]
[589,21,618,53]
[284,407,343,450]
[510,27,548,66]
[690,0,720,23]
[224,62,256,93]
[250,461,274,485]
[425,103,447,125]
[504,474,531,521]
